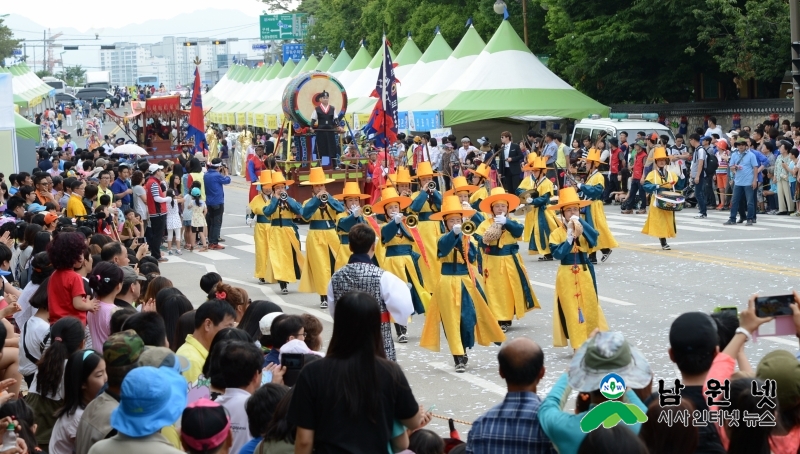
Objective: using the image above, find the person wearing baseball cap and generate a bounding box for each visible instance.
[180,399,232,454]
[144,164,171,263]
[75,330,145,454]
[114,266,146,310]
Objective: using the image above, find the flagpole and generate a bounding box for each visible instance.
[382,35,388,171]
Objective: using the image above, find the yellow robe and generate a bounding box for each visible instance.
[475,217,539,321]
[549,225,608,349]
[262,197,304,283]
[469,186,489,207]
[641,169,679,239]
[420,231,506,356]
[581,171,619,253]
[381,220,431,315]
[248,194,274,282]
[298,198,343,296]
[409,191,443,291]
[518,175,561,255]
[333,212,386,270]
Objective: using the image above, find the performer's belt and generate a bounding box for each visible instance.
[309,220,335,230]
[417,212,436,222]
[256,215,269,224]
[441,263,468,276]
[485,244,519,256]
[380,311,391,323]
[385,245,413,257]
[560,254,590,268]
[271,219,293,227]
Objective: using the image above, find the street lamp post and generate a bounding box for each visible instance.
[494,0,528,47]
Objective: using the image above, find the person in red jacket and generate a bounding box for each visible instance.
[621,140,648,214]
[246,145,266,202]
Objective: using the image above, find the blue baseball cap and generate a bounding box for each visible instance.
[191,188,201,197]
[110,366,187,437]
[27,203,46,213]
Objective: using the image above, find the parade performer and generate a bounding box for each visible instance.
[310,91,341,162]
[446,176,484,225]
[469,163,492,210]
[364,150,379,203]
[371,147,396,202]
[239,128,253,174]
[246,144,267,202]
[548,187,607,350]
[420,196,506,373]
[262,172,304,294]
[518,155,561,261]
[299,167,345,308]
[206,127,218,160]
[409,162,443,289]
[374,186,431,343]
[475,187,539,332]
[577,148,618,264]
[642,147,679,250]
[333,181,372,270]
[327,224,414,362]
[248,171,274,284]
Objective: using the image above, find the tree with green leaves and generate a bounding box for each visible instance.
[35,69,52,79]
[58,65,87,87]
[0,19,21,65]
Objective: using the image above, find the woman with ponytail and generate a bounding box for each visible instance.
[50,349,106,454]
[26,316,85,451]
[86,262,124,347]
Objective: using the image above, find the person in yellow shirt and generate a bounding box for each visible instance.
[517,155,561,260]
[641,147,680,250]
[66,180,88,218]
[176,300,237,383]
[248,171,274,284]
[577,148,618,264]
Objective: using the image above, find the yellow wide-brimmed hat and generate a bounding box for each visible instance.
[479,187,521,213]
[373,187,412,213]
[548,187,592,211]
[445,176,479,196]
[334,181,370,200]
[413,162,440,179]
[251,170,272,186]
[585,148,602,163]
[267,171,294,187]
[391,167,413,185]
[653,147,669,161]
[430,195,476,221]
[523,155,548,171]
[300,167,336,185]
[471,163,490,180]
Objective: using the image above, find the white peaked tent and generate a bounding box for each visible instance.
[336,46,372,95]
[396,32,452,99]
[349,37,422,115]
[348,43,398,100]
[412,20,609,125]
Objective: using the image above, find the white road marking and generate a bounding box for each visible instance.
[189,250,238,260]
[226,234,255,244]
[428,362,506,396]
[233,245,256,253]
[529,280,635,306]
[640,236,800,246]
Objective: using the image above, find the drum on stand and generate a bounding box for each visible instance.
[281,72,348,128]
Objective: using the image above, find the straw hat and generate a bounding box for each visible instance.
[393,167,413,185]
[444,176,479,196]
[585,148,602,163]
[251,170,272,186]
[430,195,476,221]
[373,187,412,213]
[653,147,669,162]
[413,162,440,179]
[267,171,295,187]
[471,163,491,181]
[334,181,370,200]
[547,187,592,211]
[300,167,335,185]
[523,156,548,172]
[479,187,521,213]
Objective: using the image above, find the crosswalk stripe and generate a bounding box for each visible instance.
[232,245,256,254]
[226,234,255,245]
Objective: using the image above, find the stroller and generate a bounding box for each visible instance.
[682,184,697,208]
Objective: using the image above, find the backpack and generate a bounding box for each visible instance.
[704,148,719,176]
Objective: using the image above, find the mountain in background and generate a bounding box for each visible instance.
[6,9,261,71]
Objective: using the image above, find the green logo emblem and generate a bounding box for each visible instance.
[580,373,648,433]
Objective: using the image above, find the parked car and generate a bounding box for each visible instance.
[55,93,78,104]
[75,88,112,101]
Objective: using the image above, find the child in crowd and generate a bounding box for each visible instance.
[86,262,124,347]
[165,189,184,256]
[185,187,208,252]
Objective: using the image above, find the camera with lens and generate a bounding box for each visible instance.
[75,214,99,231]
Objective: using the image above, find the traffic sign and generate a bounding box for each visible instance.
[282,43,305,63]
[12,49,22,56]
[252,43,269,50]
[260,14,308,41]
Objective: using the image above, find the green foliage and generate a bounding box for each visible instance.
[693,0,789,86]
[57,65,87,87]
[0,19,21,64]
[35,70,52,79]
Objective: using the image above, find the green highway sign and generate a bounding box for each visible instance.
[260,14,309,41]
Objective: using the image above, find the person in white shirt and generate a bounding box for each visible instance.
[429,138,442,174]
[214,341,264,454]
[458,137,478,164]
[704,116,724,140]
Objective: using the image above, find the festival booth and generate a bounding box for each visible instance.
[1,64,55,116]
[0,73,20,174]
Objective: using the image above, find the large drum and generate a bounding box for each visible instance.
[282,72,348,127]
[655,191,685,211]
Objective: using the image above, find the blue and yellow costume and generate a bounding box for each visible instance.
[642,147,679,247]
[333,181,378,270]
[468,163,492,223]
[548,187,608,349]
[517,156,561,258]
[298,168,345,301]
[261,172,304,288]
[577,149,618,259]
[475,188,539,326]
[420,196,506,372]
[408,163,443,290]
[248,171,274,283]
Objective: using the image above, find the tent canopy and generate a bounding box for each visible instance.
[14,112,39,140]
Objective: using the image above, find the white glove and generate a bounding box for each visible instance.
[393,213,403,224]
[461,201,472,209]
[382,167,389,177]
[577,183,582,189]
[526,197,533,204]
[570,215,580,224]
[452,224,462,235]
[351,206,361,217]
[494,214,507,225]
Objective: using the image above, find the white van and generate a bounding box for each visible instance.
[570,114,676,147]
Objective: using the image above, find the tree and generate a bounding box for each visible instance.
[0,19,21,64]
[58,65,87,86]
[35,69,52,79]
[692,0,789,98]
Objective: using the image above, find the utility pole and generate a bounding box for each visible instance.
[522,0,528,47]
[792,0,800,121]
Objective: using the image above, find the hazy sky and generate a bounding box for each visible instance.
[5,0,267,31]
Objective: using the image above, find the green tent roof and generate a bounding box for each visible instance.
[419,33,453,63]
[14,112,39,140]
[290,57,307,77]
[366,45,396,69]
[315,53,334,72]
[328,49,352,74]
[343,46,371,72]
[451,26,486,59]
[395,37,423,66]
[276,60,296,78]
[301,55,319,72]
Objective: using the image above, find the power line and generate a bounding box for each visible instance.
[9,23,258,39]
